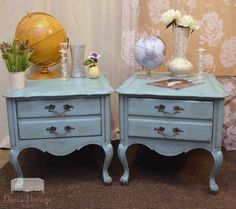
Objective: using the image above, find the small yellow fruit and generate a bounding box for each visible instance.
[88,65,100,79]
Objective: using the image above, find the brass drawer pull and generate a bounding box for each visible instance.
[46,126,75,136]
[154,105,184,114]
[64,125,75,132]
[155,104,165,112]
[154,127,184,137]
[63,104,74,112]
[44,104,74,114]
[46,126,59,134]
[173,106,184,112]
[45,104,57,113]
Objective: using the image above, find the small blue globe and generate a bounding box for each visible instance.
[134,36,166,69]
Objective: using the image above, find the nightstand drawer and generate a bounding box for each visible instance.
[17,98,101,118]
[128,98,213,120]
[18,116,101,139]
[128,118,212,142]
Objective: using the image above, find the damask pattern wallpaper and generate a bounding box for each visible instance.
[138,0,236,76]
[218,77,236,150]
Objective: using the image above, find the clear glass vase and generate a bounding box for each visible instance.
[167,27,193,77]
[70,44,86,78]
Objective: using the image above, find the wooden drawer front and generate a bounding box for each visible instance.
[18,117,101,139]
[17,98,100,118]
[128,98,213,120]
[128,118,212,142]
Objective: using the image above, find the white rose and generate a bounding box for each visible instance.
[178,15,199,31]
[178,15,194,28]
[189,19,199,31]
[174,10,181,20]
[161,9,181,25]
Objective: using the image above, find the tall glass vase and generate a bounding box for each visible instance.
[167,27,193,77]
[70,44,86,78]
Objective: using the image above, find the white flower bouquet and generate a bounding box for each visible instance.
[161,9,199,32]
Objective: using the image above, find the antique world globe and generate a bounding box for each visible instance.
[15,12,68,80]
[134,36,166,79]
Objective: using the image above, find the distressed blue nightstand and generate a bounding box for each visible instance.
[116,73,225,193]
[3,75,114,186]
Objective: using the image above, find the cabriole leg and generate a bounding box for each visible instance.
[10,149,23,191]
[118,143,129,185]
[210,150,223,193]
[102,143,113,185]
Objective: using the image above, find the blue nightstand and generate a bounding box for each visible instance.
[116,73,225,193]
[3,75,114,187]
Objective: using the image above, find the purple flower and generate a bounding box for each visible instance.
[88,51,101,59]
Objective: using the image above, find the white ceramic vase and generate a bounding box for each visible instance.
[9,72,25,89]
[88,65,100,79]
[167,27,193,77]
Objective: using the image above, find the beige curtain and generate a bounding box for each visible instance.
[0,0,49,148]
[0,0,139,147]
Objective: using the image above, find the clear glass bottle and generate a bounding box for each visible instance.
[59,42,70,80]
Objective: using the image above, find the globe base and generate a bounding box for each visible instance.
[138,70,160,79]
[27,68,61,80]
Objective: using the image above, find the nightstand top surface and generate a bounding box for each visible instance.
[116,73,225,98]
[3,74,113,98]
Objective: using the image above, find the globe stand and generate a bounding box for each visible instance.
[27,66,61,80]
[138,68,160,79]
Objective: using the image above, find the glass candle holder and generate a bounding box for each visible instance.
[59,42,70,80]
[197,48,206,79]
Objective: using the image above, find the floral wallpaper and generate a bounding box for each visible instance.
[218,77,236,150]
[138,0,236,76]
